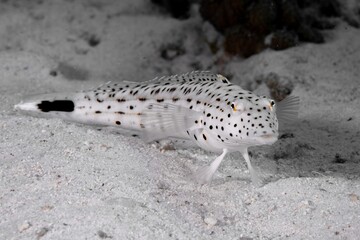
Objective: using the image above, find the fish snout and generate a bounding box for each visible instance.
[256,133,279,145]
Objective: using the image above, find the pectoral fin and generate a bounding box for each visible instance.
[141,103,201,142]
[276,95,300,124]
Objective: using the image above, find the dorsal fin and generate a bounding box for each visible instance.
[119,71,230,85]
[91,71,231,92]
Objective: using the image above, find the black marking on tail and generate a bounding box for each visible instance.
[38,100,75,112]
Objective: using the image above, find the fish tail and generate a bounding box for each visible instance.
[14,92,79,121]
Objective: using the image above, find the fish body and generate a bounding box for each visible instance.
[15,71,299,184]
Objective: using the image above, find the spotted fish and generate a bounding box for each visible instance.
[15,71,299,185]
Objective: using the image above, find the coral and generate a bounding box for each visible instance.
[200,0,351,57]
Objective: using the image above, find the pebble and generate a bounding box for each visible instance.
[18,221,32,232]
[204,216,217,226]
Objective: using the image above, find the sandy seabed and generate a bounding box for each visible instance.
[0,1,360,239]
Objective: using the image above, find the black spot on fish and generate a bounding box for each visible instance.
[37,100,75,112]
[139,98,147,101]
[95,111,101,114]
[202,134,207,140]
[115,121,121,125]
[117,99,126,102]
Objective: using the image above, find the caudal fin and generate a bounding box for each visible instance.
[14,92,77,120]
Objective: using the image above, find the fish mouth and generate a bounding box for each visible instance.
[255,133,278,145]
[260,134,277,139]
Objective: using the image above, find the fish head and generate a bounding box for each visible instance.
[228,95,279,146]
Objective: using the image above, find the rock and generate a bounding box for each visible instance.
[204,216,217,226]
[315,0,341,17]
[297,24,324,43]
[246,0,278,35]
[224,26,265,57]
[200,0,250,32]
[18,221,32,232]
[279,0,302,29]
[199,0,345,57]
[269,30,298,50]
[263,72,294,101]
[151,0,191,19]
[160,43,185,60]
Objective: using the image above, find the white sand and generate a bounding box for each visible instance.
[1,1,360,239]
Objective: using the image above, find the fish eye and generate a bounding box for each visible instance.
[230,102,244,112]
[268,100,275,111]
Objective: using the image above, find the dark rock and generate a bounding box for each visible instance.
[200,0,250,32]
[317,0,341,17]
[278,0,302,29]
[57,62,89,81]
[151,0,191,19]
[333,153,347,164]
[49,70,58,77]
[310,18,337,30]
[87,34,100,47]
[199,0,344,57]
[269,30,298,50]
[297,24,324,43]
[264,72,294,101]
[160,43,185,60]
[246,0,278,35]
[224,26,265,57]
[279,133,295,139]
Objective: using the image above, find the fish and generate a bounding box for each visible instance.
[15,71,299,185]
